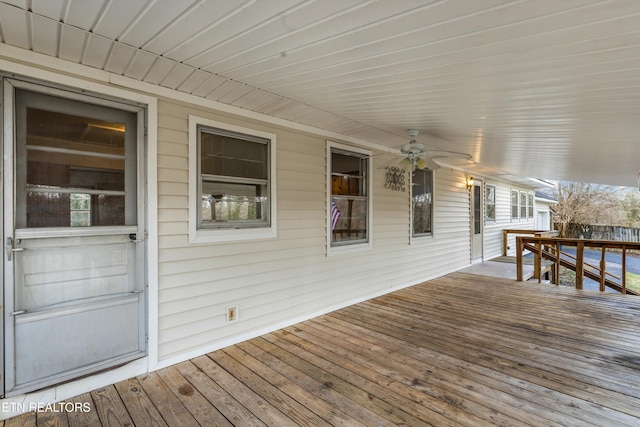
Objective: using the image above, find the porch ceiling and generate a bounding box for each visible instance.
[1,0,640,186]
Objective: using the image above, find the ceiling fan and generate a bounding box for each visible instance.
[389,129,472,171]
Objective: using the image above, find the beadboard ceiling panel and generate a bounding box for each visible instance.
[0,3,29,47]
[58,24,87,63]
[104,43,137,75]
[81,33,114,69]
[1,0,640,186]
[125,49,158,81]
[31,0,65,20]
[31,14,58,57]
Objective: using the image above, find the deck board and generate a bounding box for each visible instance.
[7,271,640,426]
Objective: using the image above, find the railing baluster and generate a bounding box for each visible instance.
[554,242,560,285]
[600,248,606,292]
[534,241,541,282]
[622,245,627,294]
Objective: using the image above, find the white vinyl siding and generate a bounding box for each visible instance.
[156,101,472,362]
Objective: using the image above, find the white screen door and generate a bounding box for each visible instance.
[471,180,484,262]
[3,79,146,396]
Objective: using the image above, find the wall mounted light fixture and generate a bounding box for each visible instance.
[466,176,474,189]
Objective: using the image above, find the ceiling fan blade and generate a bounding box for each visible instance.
[426,150,472,160]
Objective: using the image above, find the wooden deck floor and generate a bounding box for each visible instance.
[5,272,640,426]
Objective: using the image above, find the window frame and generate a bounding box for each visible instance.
[511,189,519,220]
[411,168,434,238]
[327,141,372,255]
[189,116,277,244]
[528,192,534,218]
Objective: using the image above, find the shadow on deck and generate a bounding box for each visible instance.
[5,271,640,426]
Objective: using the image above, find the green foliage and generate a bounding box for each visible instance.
[624,271,640,293]
[621,192,640,228]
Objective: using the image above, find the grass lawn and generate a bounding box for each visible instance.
[624,271,640,293]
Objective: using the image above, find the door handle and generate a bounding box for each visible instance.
[5,237,24,261]
[129,233,144,243]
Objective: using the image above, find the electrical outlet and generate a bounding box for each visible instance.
[226,305,238,323]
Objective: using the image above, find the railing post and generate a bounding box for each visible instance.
[599,248,606,292]
[516,236,523,281]
[503,230,508,256]
[575,241,584,290]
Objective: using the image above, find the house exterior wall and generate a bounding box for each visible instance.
[483,179,536,259]
[155,99,472,363]
[0,50,538,413]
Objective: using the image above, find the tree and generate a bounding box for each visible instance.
[550,182,622,237]
[621,191,640,228]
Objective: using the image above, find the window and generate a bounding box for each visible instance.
[520,191,527,218]
[485,185,496,222]
[189,116,276,243]
[329,143,371,249]
[528,193,534,218]
[511,190,519,219]
[412,168,433,236]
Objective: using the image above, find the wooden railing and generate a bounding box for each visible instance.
[515,236,640,295]
[502,229,558,256]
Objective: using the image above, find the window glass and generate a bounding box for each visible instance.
[485,185,496,221]
[511,190,519,219]
[198,126,270,229]
[474,185,481,235]
[24,107,127,227]
[520,191,527,218]
[412,168,433,236]
[528,193,534,218]
[330,150,368,246]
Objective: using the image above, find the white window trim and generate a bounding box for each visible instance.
[327,141,372,255]
[410,168,435,243]
[189,115,277,244]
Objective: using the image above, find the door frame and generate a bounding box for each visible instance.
[1,75,151,397]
